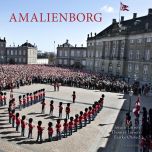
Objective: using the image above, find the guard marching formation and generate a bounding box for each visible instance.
[18,89,45,110]
[6,91,105,142]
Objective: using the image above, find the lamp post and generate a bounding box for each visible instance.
[129,89,133,114]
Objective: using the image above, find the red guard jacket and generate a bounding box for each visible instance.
[16,118,20,126]
[48,127,53,135]
[66,107,70,114]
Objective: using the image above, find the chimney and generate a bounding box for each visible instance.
[91,32,92,37]
[75,44,77,47]
[148,8,152,15]
[133,13,137,19]
[81,44,83,47]
[112,19,116,24]
[121,16,124,22]
[88,34,89,38]
[95,33,96,36]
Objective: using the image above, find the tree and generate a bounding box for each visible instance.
[48,52,56,65]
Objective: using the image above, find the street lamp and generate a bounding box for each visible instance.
[129,89,133,114]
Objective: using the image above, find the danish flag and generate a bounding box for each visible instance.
[120,2,129,11]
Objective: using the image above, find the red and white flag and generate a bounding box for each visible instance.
[120,2,129,11]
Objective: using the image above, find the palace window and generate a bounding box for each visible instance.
[15,50,17,55]
[65,51,68,57]
[129,50,133,60]
[128,63,132,72]
[19,50,22,55]
[143,65,148,75]
[145,50,150,60]
[64,59,67,65]
[70,60,74,65]
[71,51,74,57]
[135,64,139,72]
[11,50,13,55]
[59,59,62,64]
[83,51,86,57]
[147,37,152,42]
[82,60,86,66]
[130,39,134,43]
[136,51,140,60]
[59,51,62,57]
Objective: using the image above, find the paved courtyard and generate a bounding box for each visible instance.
[0,84,147,152]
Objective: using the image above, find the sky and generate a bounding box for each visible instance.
[0,0,151,53]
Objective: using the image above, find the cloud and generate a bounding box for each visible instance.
[100,5,114,13]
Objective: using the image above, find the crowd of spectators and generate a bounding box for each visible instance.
[0,65,129,93]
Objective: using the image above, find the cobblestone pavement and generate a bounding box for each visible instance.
[0,84,136,152]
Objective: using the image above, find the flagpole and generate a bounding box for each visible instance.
[119,1,121,27]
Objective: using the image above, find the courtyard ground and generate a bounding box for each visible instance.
[0,84,151,152]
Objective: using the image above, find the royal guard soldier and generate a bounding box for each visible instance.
[21,115,27,137]
[37,90,41,101]
[125,113,132,133]
[8,104,12,124]
[54,82,57,91]
[59,102,63,118]
[63,119,68,138]
[57,82,60,91]
[23,95,26,108]
[19,95,22,110]
[69,117,74,135]
[65,103,70,119]
[72,91,76,103]
[48,122,53,141]
[12,98,16,110]
[12,109,15,128]
[10,90,13,101]
[83,108,88,126]
[74,114,79,132]
[88,106,92,123]
[50,100,54,116]
[39,90,42,101]
[95,101,100,113]
[56,119,61,140]
[16,113,20,132]
[42,89,45,100]
[33,92,36,104]
[28,118,35,139]
[92,104,96,120]
[0,92,3,106]
[35,91,38,103]
[36,121,45,142]
[79,111,83,128]
[30,93,33,105]
[26,93,30,107]
[41,99,46,114]
[3,92,7,105]
[100,94,105,107]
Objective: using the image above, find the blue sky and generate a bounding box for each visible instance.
[0,0,151,52]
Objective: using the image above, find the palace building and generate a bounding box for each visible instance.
[0,38,37,64]
[56,40,87,68]
[56,9,152,82]
[86,8,152,82]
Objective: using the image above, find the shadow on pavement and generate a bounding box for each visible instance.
[36,114,48,117]
[0,131,17,135]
